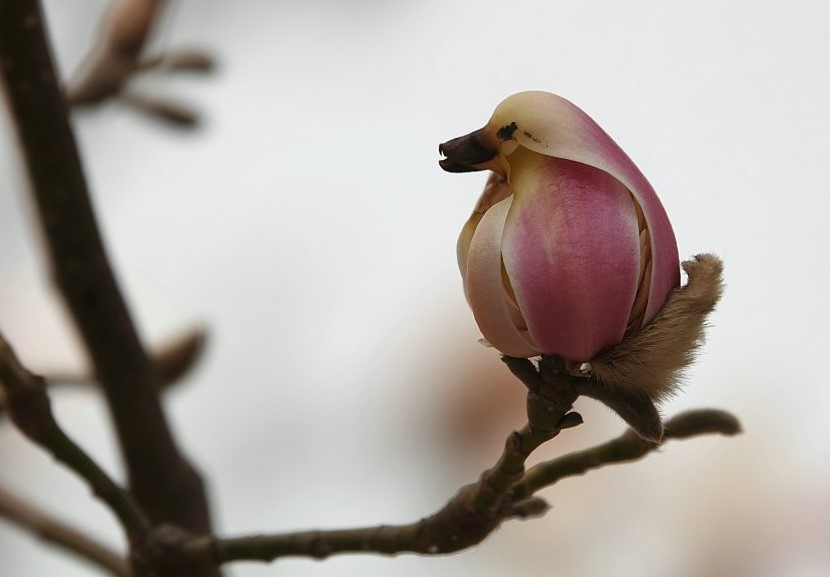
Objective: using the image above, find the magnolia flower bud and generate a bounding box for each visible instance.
[440,91,680,362]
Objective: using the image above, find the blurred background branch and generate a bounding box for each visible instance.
[0,327,207,418]
[0,482,129,577]
[67,0,214,128]
[0,4,219,575]
[0,329,149,540]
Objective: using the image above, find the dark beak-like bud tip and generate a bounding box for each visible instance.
[438,127,497,173]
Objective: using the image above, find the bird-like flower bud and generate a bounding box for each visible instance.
[440,91,680,362]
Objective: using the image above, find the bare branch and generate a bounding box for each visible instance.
[0,327,207,423]
[66,0,213,128]
[150,327,209,386]
[0,0,216,546]
[511,409,742,500]
[97,353,738,570]
[136,50,215,74]
[55,326,206,390]
[192,408,739,567]
[0,482,129,576]
[205,421,569,565]
[119,91,200,128]
[0,330,150,538]
[67,0,164,104]
[164,358,586,567]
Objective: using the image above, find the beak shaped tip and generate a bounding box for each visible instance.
[438,128,497,174]
[439,158,479,173]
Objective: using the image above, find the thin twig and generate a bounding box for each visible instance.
[14,326,206,393]
[0,482,129,576]
[471,411,581,516]
[67,0,212,127]
[119,90,199,128]
[511,409,742,500]
[214,524,455,563]
[67,0,167,104]
[0,328,208,420]
[0,0,216,545]
[208,488,505,564]
[0,330,150,538]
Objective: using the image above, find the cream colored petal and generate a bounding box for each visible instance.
[457,172,512,284]
[464,195,540,358]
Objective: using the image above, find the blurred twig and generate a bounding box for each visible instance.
[119,91,199,128]
[44,326,207,391]
[0,328,208,417]
[0,1,218,563]
[0,482,129,576]
[165,391,740,568]
[67,0,213,128]
[0,330,150,539]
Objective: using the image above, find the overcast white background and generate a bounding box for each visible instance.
[2,1,829,576]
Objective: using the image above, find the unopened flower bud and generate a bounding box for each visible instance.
[441,91,680,363]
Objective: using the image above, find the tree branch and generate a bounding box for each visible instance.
[0,0,216,547]
[205,423,562,565]
[87,352,737,571]
[192,408,739,567]
[67,0,166,105]
[0,482,129,576]
[511,409,742,500]
[67,0,213,128]
[0,327,208,419]
[0,330,150,539]
[143,357,589,568]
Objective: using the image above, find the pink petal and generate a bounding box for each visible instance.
[501,152,641,361]
[490,92,679,324]
[465,195,541,358]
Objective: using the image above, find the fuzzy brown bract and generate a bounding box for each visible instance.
[589,253,724,403]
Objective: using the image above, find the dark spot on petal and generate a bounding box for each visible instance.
[496,122,518,141]
[522,131,546,145]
